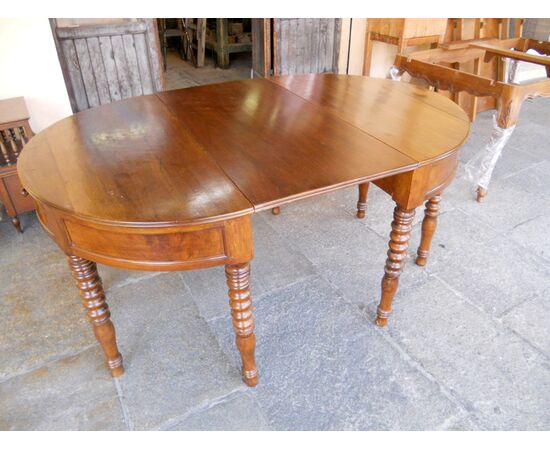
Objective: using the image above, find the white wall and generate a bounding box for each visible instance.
[337,19,409,77]
[338,19,433,79]
[0,18,72,133]
[338,19,367,75]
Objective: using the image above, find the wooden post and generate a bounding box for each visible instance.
[216,19,230,68]
[197,19,207,67]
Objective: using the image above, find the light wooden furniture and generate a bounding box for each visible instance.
[0,97,35,232]
[394,37,550,201]
[18,75,469,387]
[440,18,524,121]
[362,18,448,76]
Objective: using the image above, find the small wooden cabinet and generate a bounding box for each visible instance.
[0,97,35,232]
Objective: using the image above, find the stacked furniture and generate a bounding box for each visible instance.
[394,37,550,201]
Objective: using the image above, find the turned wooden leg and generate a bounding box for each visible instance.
[271,207,280,215]
[356,182,369,219]
[415,195,441,266]
[68,256,124,377]
[11,216,23,233]
[225,262,258,387]
[476,186,487,203]
[376,205,415,327]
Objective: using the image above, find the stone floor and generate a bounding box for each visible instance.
[163,49,252,90]
[1,94,549,430]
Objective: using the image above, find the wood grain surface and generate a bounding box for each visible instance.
[20,75,469,224]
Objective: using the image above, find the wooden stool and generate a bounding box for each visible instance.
[0,97,35,232]
[362,18,448,76]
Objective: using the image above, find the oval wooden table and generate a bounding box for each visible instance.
[18,75,470,387]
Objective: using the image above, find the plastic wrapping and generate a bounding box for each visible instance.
[387,65,402,81]
[507,58,519,84]
[464,115,516,190]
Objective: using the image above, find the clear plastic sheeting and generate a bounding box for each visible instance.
[464,115,516,190]
[507,58,519,84]
[387,65,402,81]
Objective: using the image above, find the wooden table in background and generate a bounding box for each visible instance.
[18,75,469,387]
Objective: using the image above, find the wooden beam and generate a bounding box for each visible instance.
[471,43,550,67]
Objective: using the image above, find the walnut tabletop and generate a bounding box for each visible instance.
[18,75,469,387]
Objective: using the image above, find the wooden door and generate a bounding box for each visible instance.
[50,19,165,112]
[252,18,342,77]
[251,19,272,77]
[273,19,342,75]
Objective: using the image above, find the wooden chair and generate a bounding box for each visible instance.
[0,97,35,232]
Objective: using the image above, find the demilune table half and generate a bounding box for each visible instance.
[18,74,470,387]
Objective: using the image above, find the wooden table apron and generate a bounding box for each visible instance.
[17,75,470,387]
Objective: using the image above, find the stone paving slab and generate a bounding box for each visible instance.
[323,185,452,240]
[444,175,550,234]
[209,277,463,430]
[0,215,59,269]
[501,294,550,358]
[0,347,126,430]
[504,159,550,198]
[0,241,94,381]
[167,392,270,431]
[261,194,430,309]
[164,50,251,91]
[179,214,315,321]
[368,276,550,430]
[508,213,550,263]
[106,273,245,430]
[428,231,550,317]
[408,207,502,270]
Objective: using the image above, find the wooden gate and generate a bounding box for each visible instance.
[252,19,342,77]
[50,19,164,112]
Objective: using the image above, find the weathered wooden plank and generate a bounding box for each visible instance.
[122,34,143,96]
[56,21,146,39]
[73,38,100,107]
[304,18,313,74]
[287,19,296,75]
[111,35,133,99]
[144,18,164,92]
[98,36,122,101]
[319,19,331,72]
[288,19,301,75]
[310,19,321,74]
[297,19,307,75]
[332,19,342,73]
[197,19,207,68]
[275,19,284,74]
[86,37,112,104]
[60,39,89,111]
[273,19,281,75]
[133,33,154,94]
